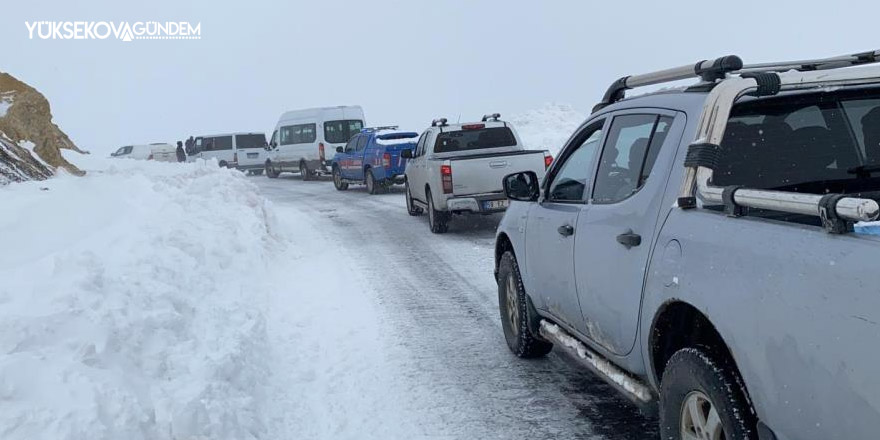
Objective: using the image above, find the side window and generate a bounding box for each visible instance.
[214,136,233,150]
[547,121,604,202]
[203,137,215,151]
[280,124,317,145]
[270,131,277,147]
[592,114,667,204]
[420,132,433,156]
[356,135,368,151]
[414,132,427,156]
[344,136,358,152]
[301,124,317,144]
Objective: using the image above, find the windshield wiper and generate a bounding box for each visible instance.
[847,164,880,178]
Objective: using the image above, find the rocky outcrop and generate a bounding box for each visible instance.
[0,134,53,184]
[0,72,83,184]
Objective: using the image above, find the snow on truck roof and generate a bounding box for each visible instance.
[373,129,418,146]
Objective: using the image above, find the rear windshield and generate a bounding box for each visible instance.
[714,89,880,196]
[324,120,364,144]
[235,134,267,149]
[434,127,517,154]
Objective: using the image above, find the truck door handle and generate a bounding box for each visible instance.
[616,230,641,249]
[557,225,574,237]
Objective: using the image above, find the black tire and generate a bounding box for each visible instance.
[299,161,312,181]
[426,190,449,234]
[332,166,349,191]
[498,251,553,358]
[265,161,279,178]
[660,347,757,440]
[218,160,228,168]
[366,169,379,195]
[405,180,423,216]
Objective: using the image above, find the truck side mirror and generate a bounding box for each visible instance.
[401,149,413,159]
[503,171,539,202]
[336,146,344,153]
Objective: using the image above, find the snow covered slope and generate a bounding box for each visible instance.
[509,103,586,156]
[0,156,280,440]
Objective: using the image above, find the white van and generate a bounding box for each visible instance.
[266,105,365,179]
[111,143,177,162]
[187,132,268,175]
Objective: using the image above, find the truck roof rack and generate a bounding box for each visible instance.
[481,113,501,122]
[670,49,880,234]
[592,50,880,112]
[431,118,448,127]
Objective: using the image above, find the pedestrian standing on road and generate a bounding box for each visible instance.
[176,141,186,162]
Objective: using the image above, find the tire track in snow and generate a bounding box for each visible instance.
[257,176,658,439]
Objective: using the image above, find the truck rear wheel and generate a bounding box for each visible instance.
[366,169,379,195]
[332,166,348,191]
[660,348,757,440]
[498,251,552,358]
[299,161,312,181]
[405,181,422,216]
[426,190,449,234]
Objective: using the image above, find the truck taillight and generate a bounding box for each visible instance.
[319,143,325,161]
[382,152,391,168]
[441,164,453,194]
[544,153,553,169]
[233,152,238,163]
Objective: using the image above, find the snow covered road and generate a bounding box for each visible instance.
[257,175,658,439]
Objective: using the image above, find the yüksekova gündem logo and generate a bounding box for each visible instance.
[25,21,201,41]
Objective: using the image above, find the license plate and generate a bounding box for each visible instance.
[483,199,509,210]
[247,153,258,158]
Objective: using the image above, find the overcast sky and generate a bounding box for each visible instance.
[3,0,879,153]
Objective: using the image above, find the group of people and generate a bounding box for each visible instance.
[175,136,196,163]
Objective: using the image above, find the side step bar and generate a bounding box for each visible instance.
[539,320,655,407]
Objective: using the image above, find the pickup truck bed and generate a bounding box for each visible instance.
[442,150,549,197]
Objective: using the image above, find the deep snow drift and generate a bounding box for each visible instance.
[0,103,601,439]
[0,155,280,439]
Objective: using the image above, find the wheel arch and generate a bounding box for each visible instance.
[649,301,750,401]
[494,232,515,282]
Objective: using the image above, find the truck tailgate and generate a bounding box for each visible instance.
[448,150,546,196]
[384,142,416,175]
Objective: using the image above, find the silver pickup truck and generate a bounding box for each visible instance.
[402,115,552,233]
[495,51,880,440]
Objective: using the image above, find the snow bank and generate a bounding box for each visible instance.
[0,155,280,440]
[0,91,13,117]
[509,103,586,156]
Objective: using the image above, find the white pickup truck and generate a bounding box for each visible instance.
[401,115,552,233]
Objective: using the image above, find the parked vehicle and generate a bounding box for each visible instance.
[331,127,418,194]
[401,114,552,233]
[266,106,365,180]
[495,51,880,440]
[186,132,268,174]
[110,143,176,162]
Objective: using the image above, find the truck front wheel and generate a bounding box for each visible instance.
[660,348,757,440]
[332,166,348,191]
[265,161,279,178]
[405,181,422,216]
[497,251,552,358]
[426,190,449,234]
